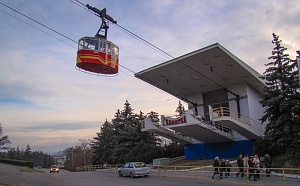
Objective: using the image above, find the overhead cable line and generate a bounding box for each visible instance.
[0,9,77,49]
[113,24,174,59]
[70,0,175,60]
[70,1,236,108]
[0,1,78,44]
[69,0,223,89]
[0,1,134,76]
[0,1,227,88]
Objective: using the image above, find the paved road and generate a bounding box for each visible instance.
[0,163,299,186]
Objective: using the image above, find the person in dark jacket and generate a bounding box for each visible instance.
[212,157,222,179]
[236,153,244,177]
[220,159,226,177]
[248,157,257,181]
[265,154,272,177]
[224,159,231,177]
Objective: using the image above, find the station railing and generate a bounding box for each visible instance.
[211,107,264,133]
[77,164,300,186]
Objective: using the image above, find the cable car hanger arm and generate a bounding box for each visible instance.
[86,4,117,24]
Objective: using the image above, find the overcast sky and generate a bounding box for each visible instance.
[0,0,299,154]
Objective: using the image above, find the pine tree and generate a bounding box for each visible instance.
[260,33,300,160]
[24,143,32,160]
[0,123,11,149]
[142,111,161,144]
[91,119,114,164]
[146,111,160,122]
[91,100,162,164]
[175,101,186,116]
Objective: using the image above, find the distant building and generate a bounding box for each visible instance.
[136,43,267,159]
[51,151,66,167]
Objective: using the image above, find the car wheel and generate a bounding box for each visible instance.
[144,175,148,177]
[118,171,123,177]
[130,172,134,178]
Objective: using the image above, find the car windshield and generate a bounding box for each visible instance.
[134,163,147,168]
[51,165,58,168]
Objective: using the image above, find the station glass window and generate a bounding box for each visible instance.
[203,89,229,121]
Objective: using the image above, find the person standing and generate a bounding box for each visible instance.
[225,159,231,177]
[212,157,222,179]
[265,154,272,177]
[243,154,249,178]
[253,154,261,179]
[236,154,244,177]
[248,156,257,181]
[220,159,226,177]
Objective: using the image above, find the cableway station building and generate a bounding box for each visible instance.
[135,43,267,160]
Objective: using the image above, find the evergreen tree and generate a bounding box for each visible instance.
[260,33,300,160]
[24,143,32,161]
[92,100,162,164]
[15,146,21,160]
[175,101,186,116]
[164,141,185,158]
[141,111,161,145]
[124,140,164,163]
[7,147,16,159]
[91,119,114,164]
[110,100,139,163]
[146,111,160,122]
[0,123,11,149]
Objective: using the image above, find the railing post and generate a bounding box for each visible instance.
[174,166,177,178]
[283,169,286,186]
[246,167,249,183]
[194,167,196,179]
[158,166,160,177]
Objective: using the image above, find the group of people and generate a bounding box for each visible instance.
[212,153,272,181]
[236,153,272,181]
[211,157,232,179]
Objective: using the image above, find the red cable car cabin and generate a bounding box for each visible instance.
[76,37,119,75]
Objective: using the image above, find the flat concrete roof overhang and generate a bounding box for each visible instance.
[135,43,266,104]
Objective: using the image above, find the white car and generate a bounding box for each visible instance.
[118,162,150,178]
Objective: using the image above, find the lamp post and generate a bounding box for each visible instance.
[78,139,90,166]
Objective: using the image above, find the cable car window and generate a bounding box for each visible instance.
[78,39,84,50]
[84,38,99,50]
[100,40,106,52]
[107,42,111,54]
[112,45,119,57]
